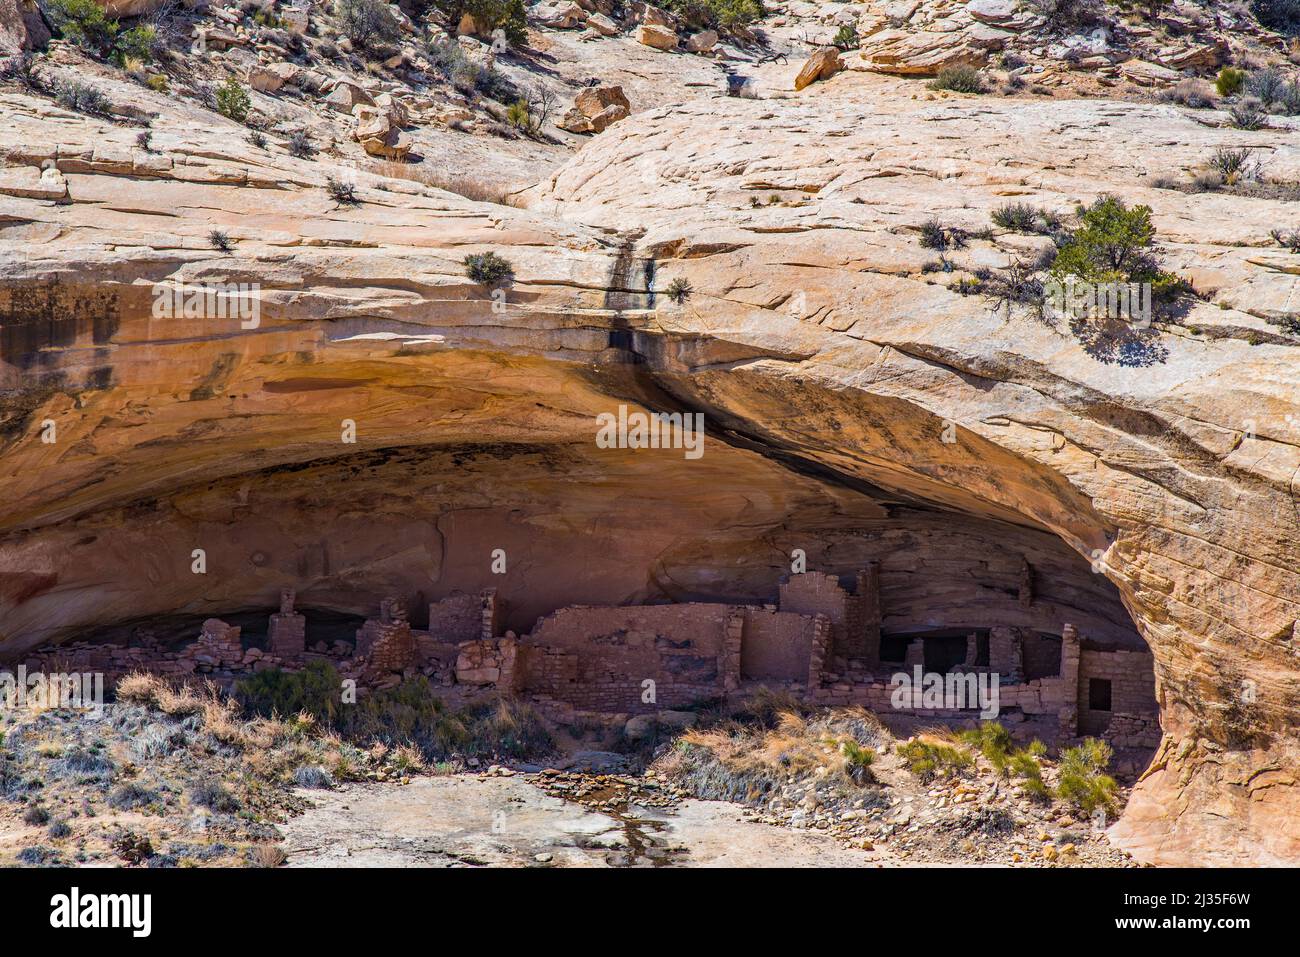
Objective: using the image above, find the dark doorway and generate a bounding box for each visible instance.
[923,635,968,674]
[1088,678,1113,712]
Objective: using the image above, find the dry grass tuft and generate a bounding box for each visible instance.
[367,159,523,206]
[115,671,164,706]
[251,843,287,868]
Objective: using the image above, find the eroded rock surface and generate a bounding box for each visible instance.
[1,57,1298,868]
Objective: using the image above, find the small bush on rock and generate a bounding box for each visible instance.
[55,80,111,116]
[335,0,401,51]
[1054,737,1119,816]
[928,65,984,94]
[1247,66,1286,106]
[215,75,251,122]
[1216,66,1247,97]
[1230,100,1269,130]
[287,129,315,159]
[326,175,361,207]
[1024,0,1107,31]
[46,0,118,58]
[463,251,514,285]
[659,0,763,31]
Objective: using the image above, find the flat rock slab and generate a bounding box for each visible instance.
[280,775,887,867]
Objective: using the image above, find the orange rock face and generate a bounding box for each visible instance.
[1,75,1298,866]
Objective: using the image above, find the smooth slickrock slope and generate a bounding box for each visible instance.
[1,64,1297,865]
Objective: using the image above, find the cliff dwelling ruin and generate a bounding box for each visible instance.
[15,504,1161,754]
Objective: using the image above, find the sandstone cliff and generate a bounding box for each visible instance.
[2,7,1299,866]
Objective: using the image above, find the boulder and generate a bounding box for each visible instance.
[857,28,988,75]
[574,83,630,117]
[686,29,717,53]
[1119,58,1180,87]
[637,23,677,50]
[0,0,49,55]
[586,12,619,36]
[626,1,675,26]
[624,714,656,740]
[247,65,285,93]
[588,102,629,132]
[325,80,375,112]
[794,46,843,90]
[0,165,67,201]
[535,0,587,28]
[966,0,1018,25]
[561,84,631,133]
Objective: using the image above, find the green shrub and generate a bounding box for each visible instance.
[46,0,119,58]
[660,0,763,30]
[112,25,157,66]
[214,75,251,122]
[1049,195,1186,304]
[464,251,514,285]
[957,721,1014,773]
[665,277,693,304]
[1216,67,1247,97]
[897,739,973,782]
[234,660,343,724]
[335,0,401,50]
[506,98,531,130]
[1025,0,1106,30]
[832,24,859,50]
[432,0,528,46]
[991,201,1041,232]
[928,65,984,94]
[1054,737,1119,815]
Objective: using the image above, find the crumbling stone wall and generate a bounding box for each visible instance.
[739,608,821,681]
[1078,643,1158,736]
[428,591,495,643]
[268,588,306,659]
[518,603,731,712]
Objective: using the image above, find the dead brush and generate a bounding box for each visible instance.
[115,671,164,706]
[391,743,426,773]
[156,683,205,717]
[251,843,287,868]
[367,159,521,206]
[201,695,248,747]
